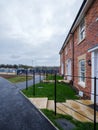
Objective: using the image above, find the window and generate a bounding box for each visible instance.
[79,60,85,83]
[79,19,85,42]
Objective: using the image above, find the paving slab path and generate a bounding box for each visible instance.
[0,77,57,130]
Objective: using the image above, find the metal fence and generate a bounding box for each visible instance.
[25,69,44,95]
[54,74,98,130]
[25,70,98,130]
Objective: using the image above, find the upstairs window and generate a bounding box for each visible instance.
[79,18,85,42]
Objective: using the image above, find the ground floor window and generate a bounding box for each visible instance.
[79,59,85,85]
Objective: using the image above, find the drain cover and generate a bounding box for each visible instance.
[38,86,43,88]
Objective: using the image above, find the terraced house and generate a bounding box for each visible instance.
[59,0,98,102]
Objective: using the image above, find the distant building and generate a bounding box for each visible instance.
[0,68,16,75]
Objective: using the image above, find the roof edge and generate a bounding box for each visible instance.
[59,0,91,54]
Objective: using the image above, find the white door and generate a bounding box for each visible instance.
[91,50,98,103]
[95,50,98,103]
[61,63,64,75]
[67,59,72,80]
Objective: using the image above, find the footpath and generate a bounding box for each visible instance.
[0,77,57,130]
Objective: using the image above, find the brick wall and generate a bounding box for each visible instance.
[60,0,98,99]
[73,0,98,98]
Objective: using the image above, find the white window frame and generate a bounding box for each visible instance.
[78,59,85,87]
[79,18,85,42]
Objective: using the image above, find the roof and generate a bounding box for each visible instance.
[59,0,94,54]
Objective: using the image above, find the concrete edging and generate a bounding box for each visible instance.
[19,90,59,130]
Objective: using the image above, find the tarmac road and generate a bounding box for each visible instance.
[0,77,57,130]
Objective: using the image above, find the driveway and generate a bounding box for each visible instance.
[0,77,57,130]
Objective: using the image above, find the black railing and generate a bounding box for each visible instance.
[94,77,97,130]
[25,71,98,130]
[33,70,35,96]
[54,74,98,130]
[54,72,57,116]
[26,69,28,90]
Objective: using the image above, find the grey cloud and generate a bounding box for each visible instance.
[10,55,21,59]
[0,0,83,66]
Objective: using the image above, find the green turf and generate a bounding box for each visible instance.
[22,82,78,102]
[8,76,32,83]
[46,74,63,80]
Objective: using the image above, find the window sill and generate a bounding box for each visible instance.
[78,38,85,45]
[78,82,85,88]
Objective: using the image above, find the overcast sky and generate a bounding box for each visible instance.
[0,0,83,66]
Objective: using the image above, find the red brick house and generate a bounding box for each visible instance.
[59,0,98,102]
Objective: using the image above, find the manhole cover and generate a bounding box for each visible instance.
[55,119,76,130]
[38,86,43,88]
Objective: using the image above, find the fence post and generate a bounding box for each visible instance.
[54,72,57,116]
[40,71,41,82]
[33,70,35,96]
[94,77,96,130]
[45,71,46,80]
[26,69,28,90]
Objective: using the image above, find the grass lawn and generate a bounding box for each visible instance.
[22,82,78,102]
[42,109,98,130]
[7,76,32,83]
[46,74,63,80]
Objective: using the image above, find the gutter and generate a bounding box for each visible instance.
[71,33,74,85]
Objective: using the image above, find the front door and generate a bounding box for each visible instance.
[61,63,64,75]
[67,59,72,80]
[91,50,98,103]
[95,50,98,103]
